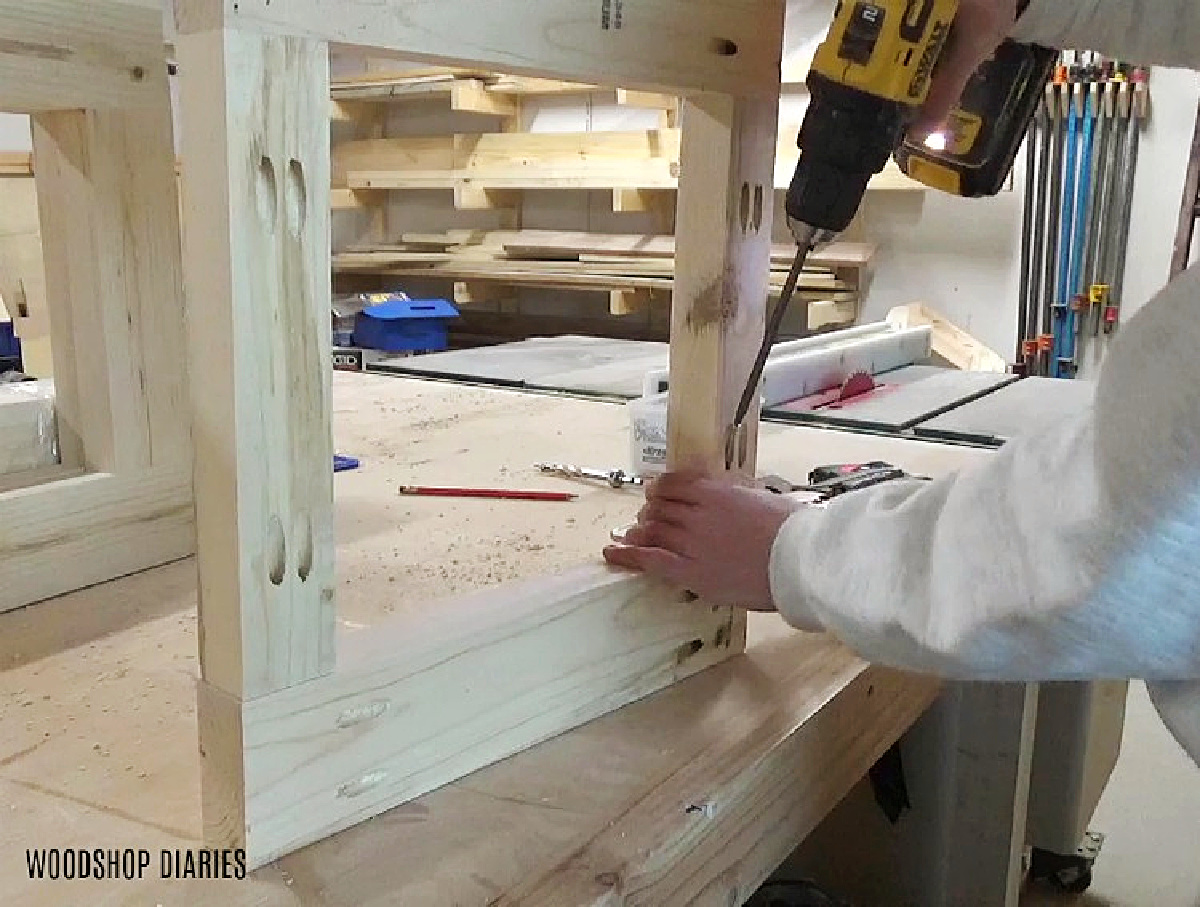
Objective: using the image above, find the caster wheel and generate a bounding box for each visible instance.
[1029,846,1096,895]
[746,880,851,907]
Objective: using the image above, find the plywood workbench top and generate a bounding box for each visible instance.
[0,374,986,906]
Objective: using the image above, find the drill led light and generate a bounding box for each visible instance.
[923,131,948,152]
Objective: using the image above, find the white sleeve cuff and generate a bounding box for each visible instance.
[768,506,826,633]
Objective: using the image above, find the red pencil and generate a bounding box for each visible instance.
[397,485,577,502]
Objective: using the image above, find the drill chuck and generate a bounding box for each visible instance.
[785,73,909,241]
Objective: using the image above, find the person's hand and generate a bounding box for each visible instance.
[910,0,1021,139]
[602,470,803,610]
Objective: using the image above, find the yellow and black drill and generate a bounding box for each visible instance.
[729,0,1056,459]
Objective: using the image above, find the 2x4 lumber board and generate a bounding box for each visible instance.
[331,135,454,187]
[0,467,194,613]
[669,91,781,474]
[30,97,190,475]
[450,78,520,118]
[503,232,874,270]
[487,75,599,96]
[612,187,676,220]
[457,129,680,183]
[0,153,32,176]
[210,567,739,865]
[177,29,335,702]
[329,187,386,211]
[332,75,519,117]
[333,65,494,85]
[330,260,853,300]
[174,0,786,96]
[452,184,521,213]
[331,73,460,101]
[334,130,683,191]
[617,88,680,111]
[506,659,939,905]
[331,71,600,98]
[0,1,165,112]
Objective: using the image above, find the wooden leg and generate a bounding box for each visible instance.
[781,681,1038,907]
[177,24,335,844]
[670,91,777,644]
[32,101,188,472]
[937,682,1038,906]
[670,93,778,475]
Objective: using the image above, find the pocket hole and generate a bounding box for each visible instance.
[286,158,307,236]
[266,515,286,586]
[676,638,705,664]
[752,184,765,232]
[296,513,314,582]
[256,155,278,231]
[739,182,751,234]
[710,38,739,57]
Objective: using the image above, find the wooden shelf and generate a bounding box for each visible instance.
[333,231,872,322]
[334,130,681,196]
[0,152,32,177]
[331,128,920,210]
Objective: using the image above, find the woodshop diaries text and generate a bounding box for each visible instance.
[25,848,247,881]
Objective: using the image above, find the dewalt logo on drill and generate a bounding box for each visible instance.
[908,21,950,98]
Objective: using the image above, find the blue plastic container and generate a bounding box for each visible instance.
[0,322,22,371]
[352,296,459,353]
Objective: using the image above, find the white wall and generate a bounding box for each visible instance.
[0,114,30,152]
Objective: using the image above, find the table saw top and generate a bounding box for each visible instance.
[369,336,1082,445]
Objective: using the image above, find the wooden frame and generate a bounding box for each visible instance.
[0,1,193,613]
[172,0,786,867]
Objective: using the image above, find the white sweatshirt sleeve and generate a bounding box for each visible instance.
[769,2,1200,762]
[1013,0,1200,69]
[769,265,1200,685]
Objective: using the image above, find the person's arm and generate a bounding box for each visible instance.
[771,268,1200,682]
[913,0,1199,137]
[1014,0,1200,69]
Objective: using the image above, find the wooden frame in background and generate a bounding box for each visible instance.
[0,1,193,613]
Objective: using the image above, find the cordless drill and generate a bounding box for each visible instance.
[787,0,1057,245]
[729,1,1057,460]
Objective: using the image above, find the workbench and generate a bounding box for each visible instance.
[0,372,1015,906]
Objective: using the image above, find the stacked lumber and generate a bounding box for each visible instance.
[331,128,918,206]
[329,69,921,207]
[333,130,681,194]
[331,68,609,104]
[0,152,32,177]
[333,230,873,323]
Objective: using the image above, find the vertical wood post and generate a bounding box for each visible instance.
[31,95,188,472]
[670,88,779,638]
[669,92,779,476]
[177,22,335,846]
